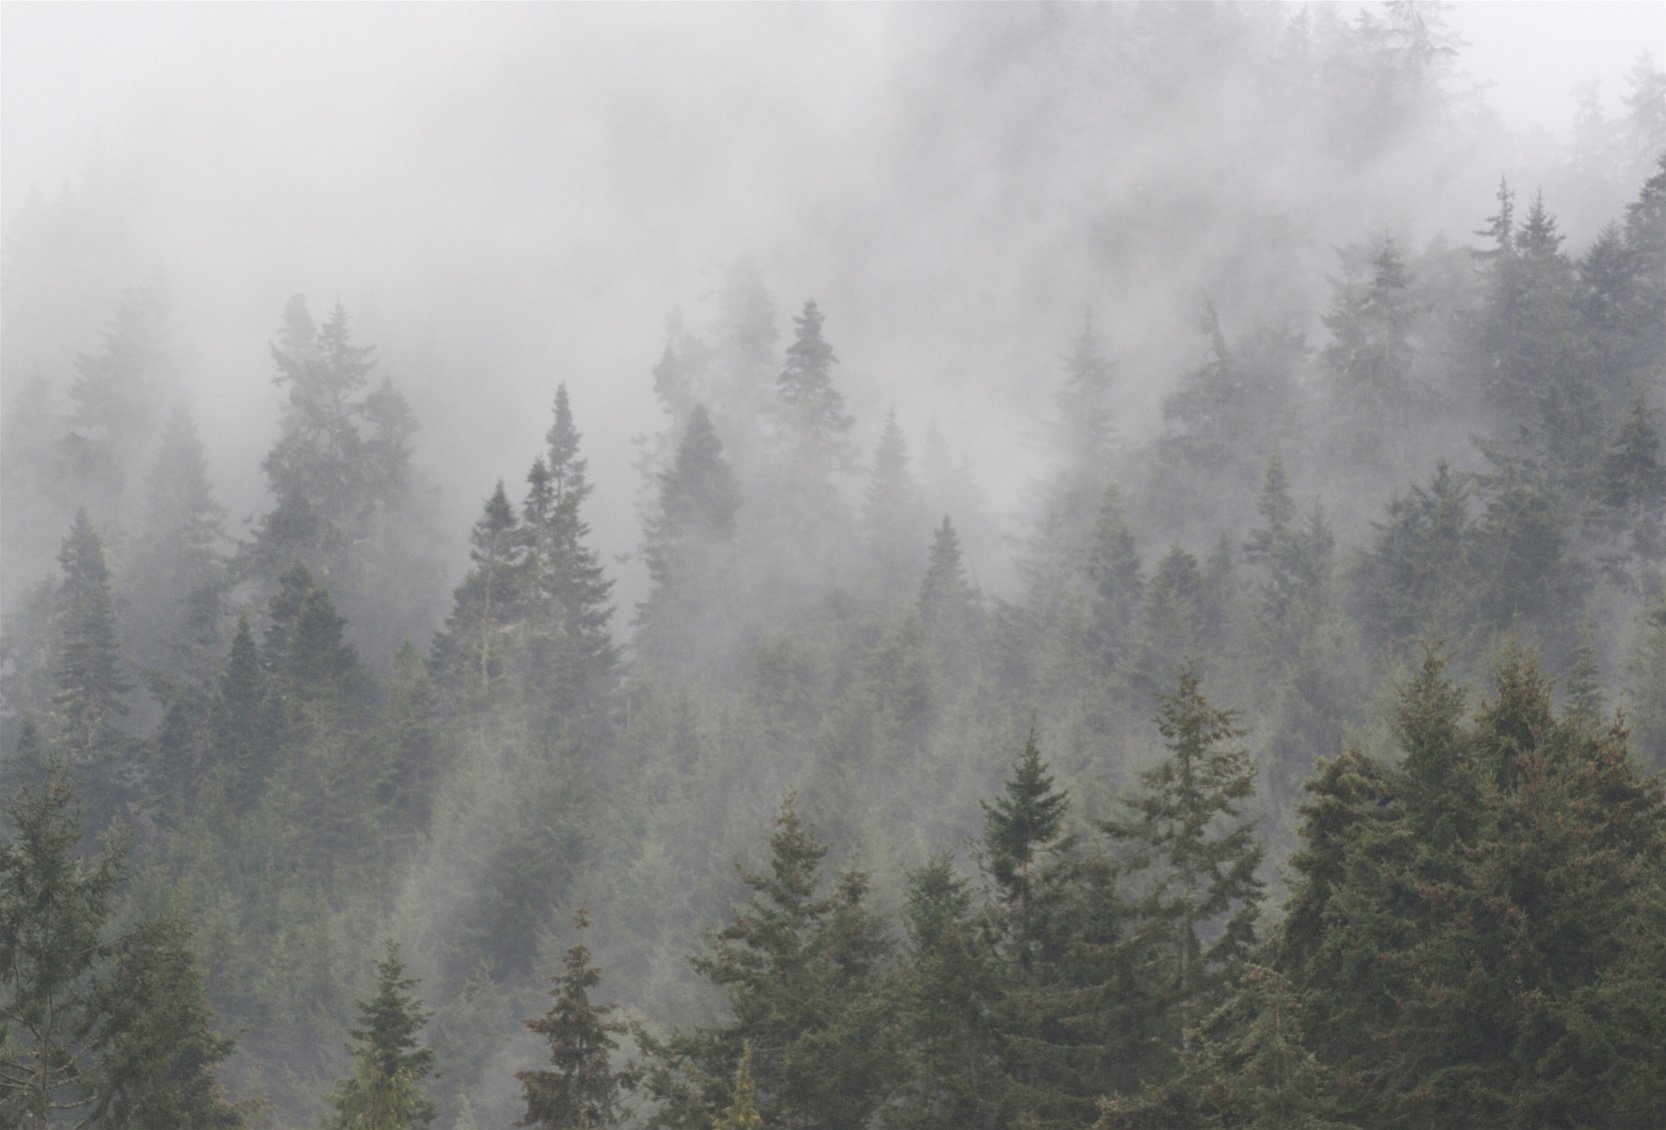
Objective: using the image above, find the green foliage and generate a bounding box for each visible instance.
[1105,664,1263,1051]
[1281,651,1666,1127]
[641,796,896,1130]
[1,767,242,1128]
[328,941,437,1130]
[517,910,635,1130]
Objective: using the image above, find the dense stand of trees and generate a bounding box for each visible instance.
[4,7,1666,1128]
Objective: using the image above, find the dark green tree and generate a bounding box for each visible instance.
[640,797,894,1130]
[0,766,124,1127]
[328,941,437,1130]
[94,913,246,1128]
[1104,663,1263,1054]
[517,909,635,1129]
[1281,651,1666,1126]
[2,767,244,1129]
[210,614,276,813]
[886,856,1003,1130]
[520,386,619,744]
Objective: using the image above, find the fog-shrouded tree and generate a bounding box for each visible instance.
[636,402,742,671]
[519,385,619,747]
[124,401,228,683]
[51,509,134,831]
[244,296,442,659]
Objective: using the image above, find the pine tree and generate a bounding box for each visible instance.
[521,386,619,743]
[517,909,635,1129]
[1280,651,1666,1126]
[1083,485,1145,678]
[1349,461,1469,656]
[888,856,1003,1130]
[640,797,894,1130]
[328,941,437,1130]
[432,483,525,706]
[636,404,741,668]
[0,766,125,1127]
[94,913,246,1128]
[52,510,133,830]
[124,401,228,681]
[1046,318,1117,534]
[1104,664,1262,1054]
[61,280,170,524]
[776,299,852,462]
[860,408,925,602]
[211,614,275,813]
[981,729,1070,947]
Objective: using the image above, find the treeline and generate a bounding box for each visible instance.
[3,19,1666,1130]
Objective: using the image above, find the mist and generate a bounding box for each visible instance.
[4,3,1665,1127]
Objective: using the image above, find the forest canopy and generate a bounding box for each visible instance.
[3,3,1665,1127]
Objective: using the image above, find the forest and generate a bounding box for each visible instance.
[2,3,1665,1128]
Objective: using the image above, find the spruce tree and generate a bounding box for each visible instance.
[0,766,124,1127]
[640,797,894,1130]
[94,913,246,1128]
[328,941,437,1130]
[521,386,618,743]
[517,909,635,1129]
[1083,485,1145,678]
[211,614,275,813]
[432,483,525,706]
[888,856,1003,1130]
[52,509,133,829]
[1104,663,1262,1053]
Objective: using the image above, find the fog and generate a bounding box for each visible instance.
[5,2,1655,597]
[3,3,1664,1126]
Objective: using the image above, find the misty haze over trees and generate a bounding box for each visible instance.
[3,3,1666,1127]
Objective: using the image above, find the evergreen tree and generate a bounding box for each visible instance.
[60,280,170,525]
[860,408,925,602]
[1046,318,1117,534]
[51,510,132,830]
[2,767,245,1128]
[712,1045,762,1130]
[0,766,124,1127]
[328,941,437,1130]
[1083,485,1145,678]
[775,299,853,465]
[917,516,982,678]
[211,614,275,813]
[520,386,619,744]
[1593,396,1666,589]
[246,297,440,654]
[94,913,246,1128]
[432,483,525,707]
[1281,651,1666,1126]
[1104,663,1262,1054]
[640,797,895,1130]
[981,729,1070,948]
[1349,461,1469,656]
[637,404,741,668]
[887,856,1003,1130]
[124,401,228,682]
[517,910,635,1129]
